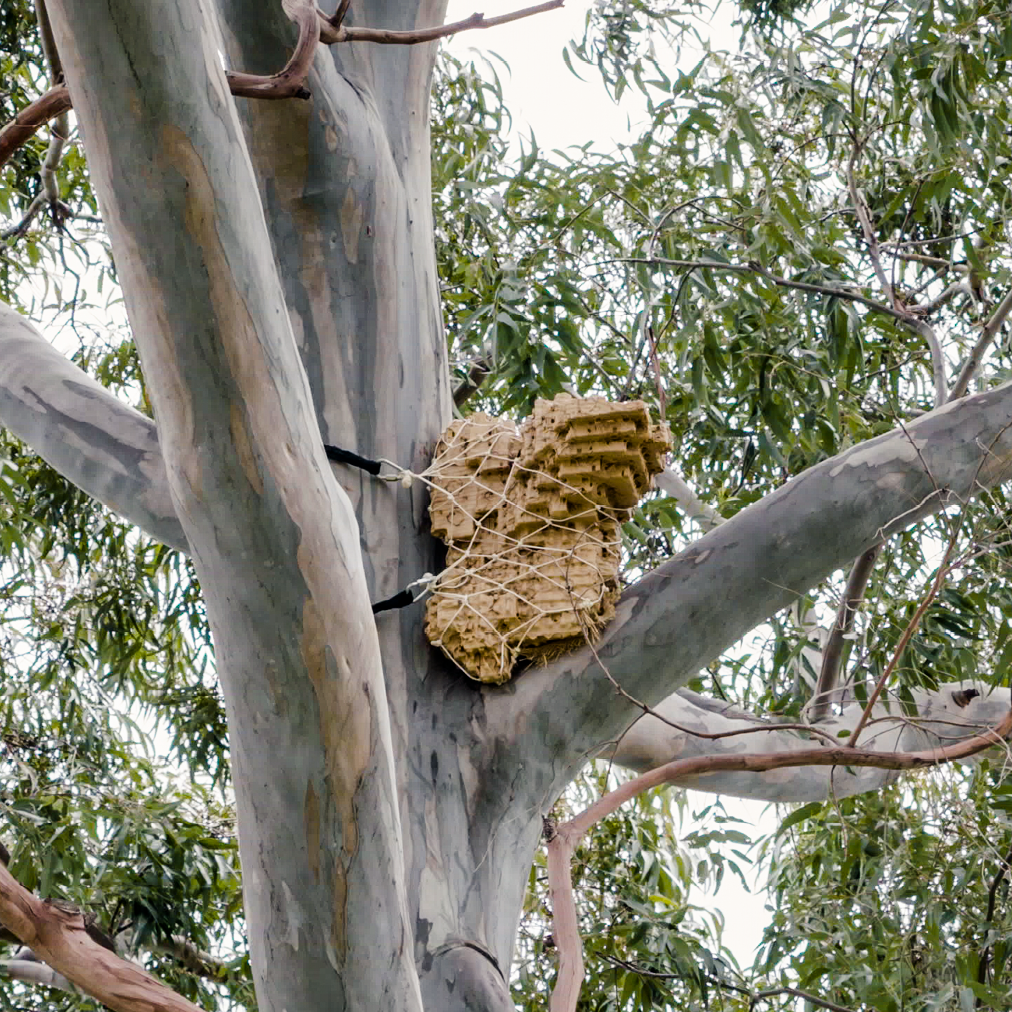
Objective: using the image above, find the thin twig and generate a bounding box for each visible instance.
[322,0,565,45]
[602,959,860,1012]
[608,257,916,325]
[453,354,492,408]
[846,150,894,307]
[892,251,967,272]
[810,544,880,723]
[751,986,858,1012]
[977,842,1012,989]
[846,533,963,748]
[950,286,1012,399]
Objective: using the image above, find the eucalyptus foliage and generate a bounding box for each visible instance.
[2,0,1012,1010]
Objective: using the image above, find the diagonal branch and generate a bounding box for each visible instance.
[950,286,1012,400]
[452,352,492,408]
[809,543,879,722]
[846,152,894,307]
[490,381,1012,783]
[654,466,723,531]
[0,84,71,172]
[1,0,73,242]
[612,257,916,324]
[0,861,203,1012]
[0,303,186,550]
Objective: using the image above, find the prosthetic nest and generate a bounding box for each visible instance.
[424,394,670,684]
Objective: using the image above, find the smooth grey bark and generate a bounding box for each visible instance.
[4,3,1012,1012]
[46,2,423,1011]
[0,303,185,550]
[208,3,525,1008]
[0,955,75,992]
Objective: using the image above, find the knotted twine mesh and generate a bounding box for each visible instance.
[423,394,670,684]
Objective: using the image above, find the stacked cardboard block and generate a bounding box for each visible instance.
[424,394,670,684]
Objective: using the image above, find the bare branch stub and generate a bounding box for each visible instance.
[326,0,352,30]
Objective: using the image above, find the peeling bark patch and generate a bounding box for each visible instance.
[341,188,363,263]
[230,402,263,495]
[246,102,311,208]
[300,597,371,961]
[694,549,712,564]
[304,781,320,883]
[828,436,921,476]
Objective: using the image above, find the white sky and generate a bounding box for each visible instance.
[444,1,638,151]
[442,0,776,968]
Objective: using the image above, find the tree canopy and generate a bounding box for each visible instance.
[1,1,1012,1011]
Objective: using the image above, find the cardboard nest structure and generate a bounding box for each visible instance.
[424,394,671,684]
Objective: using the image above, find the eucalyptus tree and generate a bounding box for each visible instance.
[1,1,1012,1012]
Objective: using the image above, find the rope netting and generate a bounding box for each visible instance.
[415,394,671,684]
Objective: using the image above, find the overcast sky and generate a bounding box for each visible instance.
[443,1,642,150]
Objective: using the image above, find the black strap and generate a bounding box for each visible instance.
[325,443,417,613]
[372,589,416,614]
[323,444,382,476]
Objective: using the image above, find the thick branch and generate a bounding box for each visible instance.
[45,3,421,1008]
[0,862,202,1012]
[491,381,1012,791]
[0,303,186,550]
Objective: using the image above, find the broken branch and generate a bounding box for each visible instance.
[226,0,319,99]
[0,860,203,1012]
